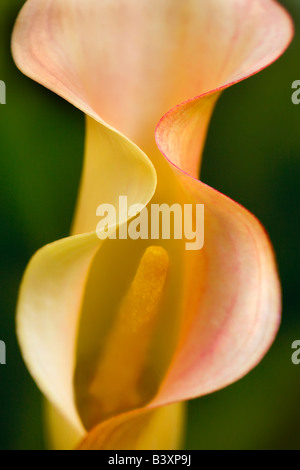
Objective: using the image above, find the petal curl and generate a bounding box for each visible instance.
[73,116,157,233]
[16,121,157,429]
[17,232,99,432]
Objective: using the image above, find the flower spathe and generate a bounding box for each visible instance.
[12,0,293,450]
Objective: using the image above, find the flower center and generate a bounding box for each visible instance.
[87,245,169,421]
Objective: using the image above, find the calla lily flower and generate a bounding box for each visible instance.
[12,0,293,450]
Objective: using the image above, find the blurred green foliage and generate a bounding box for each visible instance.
[0,0,299,450]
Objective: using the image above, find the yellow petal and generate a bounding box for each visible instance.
[17,232,100,432]
[73,116,156,234]
[44,401,83,450]
[16,119,156,429]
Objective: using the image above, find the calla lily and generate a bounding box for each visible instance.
[12,0,293,450]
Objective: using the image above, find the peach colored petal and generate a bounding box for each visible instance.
[155,0,293,177]
[152,174,281,407]
[12,0,293,172]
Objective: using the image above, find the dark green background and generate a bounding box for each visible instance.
[0,0,299,450]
